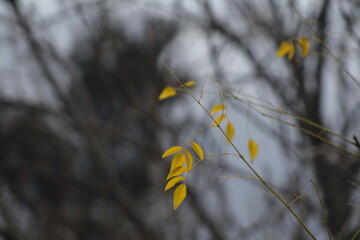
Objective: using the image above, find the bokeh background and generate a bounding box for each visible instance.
[0,0,359,239]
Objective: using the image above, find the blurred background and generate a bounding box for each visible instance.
[0,0,359,239]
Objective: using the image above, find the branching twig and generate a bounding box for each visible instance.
[165,65,317,240]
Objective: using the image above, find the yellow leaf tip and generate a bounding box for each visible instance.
[190,141,204,160]
[210,104,226,114]
[226,121,235,143]
[159,86,177,100]
[162,146,183,158]
[213,114,227,126]
[184,81,196,87]
[248,139,259,162]
[297,37,310,58]
[173,184,187,210]
[184,149,193,170]
[165,176,185,191]
[166,166,188,181]
[276,41,295,61]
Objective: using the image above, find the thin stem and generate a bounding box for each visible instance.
[311,180,332,240]
[351,228,360,240]
[260,112,360,158]
[219,175,261,182]
[186,85,358,150]
[347,180,360,189]
[207,152,240,158]
[289,190,315,207]
[347,202,360,211]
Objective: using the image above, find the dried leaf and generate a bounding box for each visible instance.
[173,184,187,210]
[213,114,227,126]
[248,140,259,162]
[190,141,204,161]
[184,81,196,87]
[210,104,226,114]
[165,176,185,191]
[184,150,193,170]
[159,86,177,100]
[226,121,235,143]
[297,37,310,57]
[171,153,185,170]
[162,146,183,158]
[166,166,188,180]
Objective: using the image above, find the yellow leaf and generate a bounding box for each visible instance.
[165,176,185,191]
[276,41,295,61]
[210,104,226,114]
[159,86,177,100]
[248,140,259,162]
[166,166,188,180]
[226,121,235,143]
[184,81,196,87]
[213,114,227,126]
[276,41,291,58]
[287,41,295,61]
[171,153,185,170]
[184,150,193,170]
[190,141,204,161]
[162,146,183,158]
[297,37,310,57]
[173,184,187,210]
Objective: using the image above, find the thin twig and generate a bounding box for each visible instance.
[289,190,315,207]
[219,175,261,182]
[347,202,360,211]
[351,228,360,240]
[311,180,332,240]
[347,180,360,189]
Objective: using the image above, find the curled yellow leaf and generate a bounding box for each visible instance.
[226,121,235,143]
[171,153,185,170]
[248,140,258,162]
[190,141,204,161]
[173,184,187,210]
[165,176,185,191]
[210,104,226,114]
[166,166,188,180]
[159,86,177,100]
[184,149,193,170]
[297,37,310,57]
[162,146,183,158]
[213,114,227,126]
[184,81,196,87]
[276,41,295,61]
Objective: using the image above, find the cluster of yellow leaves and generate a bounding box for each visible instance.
[162,141,204,210]
[158,81,197,100]
[160,93,260,210]
[276,37,310,61]
[210,104,235,143]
